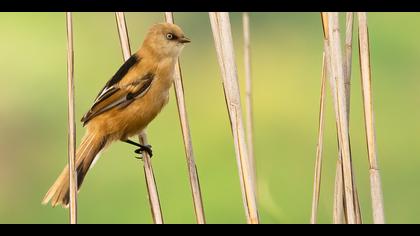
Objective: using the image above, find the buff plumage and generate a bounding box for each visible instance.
[42,23,190,207]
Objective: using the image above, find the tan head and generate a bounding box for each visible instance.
[141,23,191,58]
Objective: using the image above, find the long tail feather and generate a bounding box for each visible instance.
[42,132,107,207]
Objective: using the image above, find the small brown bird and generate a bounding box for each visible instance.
[42,23,191,207]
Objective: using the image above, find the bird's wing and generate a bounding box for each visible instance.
[81,54,155,126]
[93,54,140,105]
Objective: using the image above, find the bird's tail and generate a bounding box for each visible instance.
[42,132,107,208]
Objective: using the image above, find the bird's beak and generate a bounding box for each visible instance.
[179,36,191,44]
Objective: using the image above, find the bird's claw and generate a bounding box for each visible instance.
[134,144,153,159]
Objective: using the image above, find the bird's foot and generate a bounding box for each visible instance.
[134,144,153,159]
[123,139,153,160]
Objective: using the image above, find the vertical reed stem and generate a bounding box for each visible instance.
[321,13,345,224]
[333,159,346,223]
[310,52,327,224]
[344,12,354,119]
[242,12,257,193]
[209,12,259,224]
[326,12,357,224]
[344,12,363,224]
[322,12,362,224]
[65,12,78,225]
[164,12,206,224]
[115,12,164,224]
[139,132,164,224]
[357,12,385,224]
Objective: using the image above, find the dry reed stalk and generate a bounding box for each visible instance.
[344,12,354,118]
[139,132,164,224]
[115,12,131,55]
[115,12,164,224]
[242,12,257,194]
[357,12,385,224]
[326,12,357,224]
[65,12,78,224]
[321,13,345,224]
[310,52,327,224]
[209,12,259,224]
[163,12,206,224]
[333,159,345,223]
[344,12,363,224]
[323,12,362,224]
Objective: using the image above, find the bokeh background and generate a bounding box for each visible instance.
[0,12,419,224]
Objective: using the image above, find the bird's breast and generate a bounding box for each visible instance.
[121,75,172,138]
[88,58,176,140]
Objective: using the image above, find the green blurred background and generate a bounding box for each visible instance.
[0,12,419,224]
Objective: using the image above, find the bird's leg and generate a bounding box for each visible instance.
[122,139,153,159]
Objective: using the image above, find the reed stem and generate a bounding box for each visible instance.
[115,12,164,224]
[65,12,78,225]
[164,12,206,224]
[209,12,259,224]
[344,12,363,224]
[325,12,357,224]
[357,12,385,224]
[310,52,327,224]
[242,12,257,195]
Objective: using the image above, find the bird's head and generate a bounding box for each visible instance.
[142,23,191,58]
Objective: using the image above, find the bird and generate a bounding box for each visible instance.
[42,23,191,208]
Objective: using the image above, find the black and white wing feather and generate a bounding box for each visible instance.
[81,54,154,126]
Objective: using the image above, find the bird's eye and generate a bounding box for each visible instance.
[166,33,174,40]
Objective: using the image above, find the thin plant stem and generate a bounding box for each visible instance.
[344,12,354,119]
[310,52,327,224]
[357,12,385,224]
[344,12,363,224]
[321,13,346,224]
[242,12,257,195]
[115,12,164,224]
[333,159,346,224]
[65,12,78,225]
[209,12,259,224]
[164,12,206,224]
[326,12,357,224]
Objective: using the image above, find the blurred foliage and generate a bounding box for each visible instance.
[0,12,419,223]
